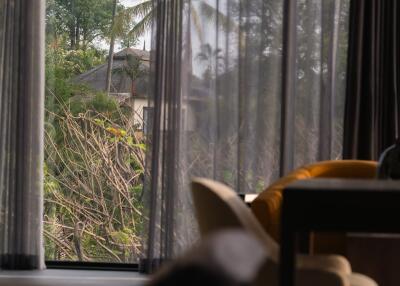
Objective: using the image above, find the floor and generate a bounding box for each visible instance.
[0,269,147,286]
[0,236,396,286]
[347,234,400,286]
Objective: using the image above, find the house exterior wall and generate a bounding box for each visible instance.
[131,98,148,129]
[127,97,197,132]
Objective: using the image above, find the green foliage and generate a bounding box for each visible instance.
[112,8,140,48]
[44,101,147,262]
[114,1,153,40]
[69,91,119,115]
[90,93,118,113]
[44,23,147,261]
[46,0,123,50]
[45,41,111,127]
[113,54,148,82]
[46,43,105,79]
[44,163,60,196]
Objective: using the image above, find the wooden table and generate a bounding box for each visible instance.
[279,178,400,286]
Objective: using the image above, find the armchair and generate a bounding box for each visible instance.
[251,160,377,254]
[191,178,377,286]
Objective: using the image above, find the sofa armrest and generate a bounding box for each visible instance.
[297,254,352,275]
[296,267,348,286]
[254,259,348,286]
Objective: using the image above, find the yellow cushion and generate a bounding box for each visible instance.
[251,160,378,249]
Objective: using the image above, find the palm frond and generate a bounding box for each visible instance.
[113,10,132,37]
[195,52,209,62]
[199,2,238,33]
[112,1,153,38]
[123,1,153,20]
[128,11,153,39]
[191,8,204,44]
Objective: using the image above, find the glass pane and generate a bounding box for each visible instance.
[44,0,150,263]
[293,0,350,168]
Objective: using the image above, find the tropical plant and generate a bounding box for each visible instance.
[113,54,148,97]
[44,101,146,262]
[105,0,119,93]
[195,43,224,80]
[46,0,123,50]
[115,0,236,42]
[114,0,153,40]
[45,11,147,260]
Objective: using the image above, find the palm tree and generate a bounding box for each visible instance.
[196,43,224,80]
[105,0,118,93]
[113,54,148,97]
[114,0,153,42]
[116,1,236,45]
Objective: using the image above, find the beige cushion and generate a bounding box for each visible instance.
[348,273,378,286]
[297,254,352,275]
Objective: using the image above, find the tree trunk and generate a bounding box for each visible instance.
[105,0,118,93]
[131,79,136,97]
[83,28,87,50]
[70,24,76,50]
[69,0,76,50]
[75,17,80,50]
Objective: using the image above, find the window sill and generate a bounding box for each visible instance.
[0,269,147,286]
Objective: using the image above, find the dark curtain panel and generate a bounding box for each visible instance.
[141,0,183,273]
[343,0,400,160]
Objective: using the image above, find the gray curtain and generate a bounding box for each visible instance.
[0,0,45,269]
[143,0,350,272]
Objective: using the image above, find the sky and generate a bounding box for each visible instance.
[120,0,140,4]
[120,0,141,5]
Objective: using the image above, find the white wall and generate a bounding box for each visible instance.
[131,98,148,130]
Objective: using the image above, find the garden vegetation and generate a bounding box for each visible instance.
[44,0,147,262]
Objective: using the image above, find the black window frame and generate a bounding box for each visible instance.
[45,260,140,272]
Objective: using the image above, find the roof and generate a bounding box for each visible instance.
[112,48,150,61]
[74,48,150,98]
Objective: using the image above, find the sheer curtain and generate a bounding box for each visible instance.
[143,0,350,272]
[0,1,45,269]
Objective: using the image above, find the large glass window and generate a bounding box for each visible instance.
[43,0,350,265]
[44,0,151,263]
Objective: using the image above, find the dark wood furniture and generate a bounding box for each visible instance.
[280,178,400,286]
[347,234,400,286]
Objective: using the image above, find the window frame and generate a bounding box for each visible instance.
[45,261,140,272]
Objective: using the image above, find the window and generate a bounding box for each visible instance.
[44,0,151,264]
[43,0,351,269]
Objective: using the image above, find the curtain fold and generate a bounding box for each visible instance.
[141,0,183,273]
[0,0,45,270]
[143,0,350,272]
[343,0,400,160]
[280,0,297,175]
